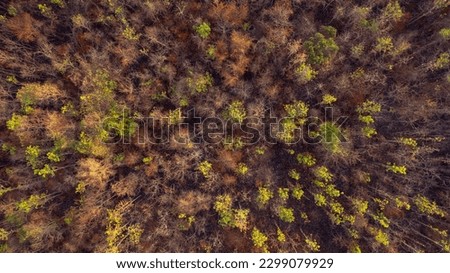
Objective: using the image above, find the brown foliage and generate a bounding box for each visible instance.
[216,31,253,87]
[1,0,449,254]
[112,43,140,67]
[111,173,139,197]
[144,161,159,177]
[75,32,94,54]
[123,150,142,167]
[11,109,47,145]
[6,13,39,42]
[230,31,252,59]
[21,211,61,251]
[176,191,211,215]
[222,174,238,187]
[208,2,248,28]
[262,0,293,26]
[215,149,243,173]
[223,229,251,252]
[45,112,76,142]
[229,55,250,78]
[76,158,115,191]
[215,39,229,65]
[17,83,67,105]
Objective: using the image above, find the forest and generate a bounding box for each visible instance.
[0,0,449,253]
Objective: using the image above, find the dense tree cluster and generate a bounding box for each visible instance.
[0,0,449,252]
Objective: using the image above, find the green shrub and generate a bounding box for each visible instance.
[292,185,304,200]
[38,4,52,17]
[103,106,138,139]
[413,195,446,217]
[236,163,249,175]
[142,157,153,165]
[187,73,213,93]
[325,184,342,197]
[319,122,344,153]
[278,206,295,223]
[0,187,12,198]
[288,169,300,181]
[256,186,273,207]
[359,115,375,124]
[360,19,379,32]
[76,132,93,155]
[251,228,268,251]
[6,75,18,84]
[194,22,211,39]
[277,228,286,242]
[314,193,327,207]
[128,224,143,245]
[232,209,250,232]
[304,27,339,65]
[351,44,365,58]
[7,5,17,16]
[34,164,56,178]
[0,228,9,242]
[357,100,382,114]
[278,188,289,201]
[213,195,250,231]
[373,212,390,228]
[349,243,362,253]
[362,126,377,138]
[433,52,450,70]
[47,151,61,163]
[25,145,41,168]
[394,198,411,210]
[295,63,317,83]
[386,162,407,175]
[320,25,337,38]
[357,100,381,138]
[50,0,65,8]
[6,113,24,131]
[197,161,213,178]
[168,108,183,125]
[206,45,216,59]
[224,101,246,123]
[375,37,394,53]
[305,237,320,252]
[321,94,337,105]
[16,194,47,214]
[297,153,316,167]
[439,28,450,40]
[383,1,403,22]
[16,84,43,114]
[352,198,368,215]
[2,143,16,155]
[214,194,233,227]
[277,101,309,142]
[178,213,196,231]
[284,100,309,125]
[277,118,297,143]
[399,137,417,148]
[255,147,266,155]
[374,229,389,246]
[330,201,344,216]
[80,70,116,114]
[122,25,140,40]
[314,166,333,182]
[224,136,244,150]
